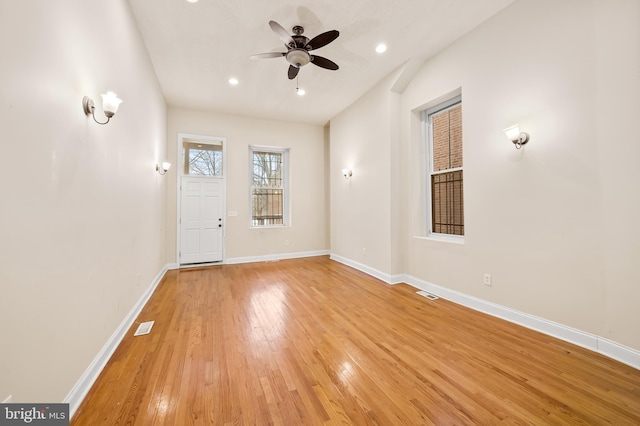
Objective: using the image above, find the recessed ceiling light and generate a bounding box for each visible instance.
[375,43,387,54]
[228,78,239,86]
[297,88,306,96]
[186,0,198,3]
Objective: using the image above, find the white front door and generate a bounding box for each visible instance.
[180,176,224,264]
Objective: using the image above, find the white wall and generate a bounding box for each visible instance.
[167,108,328,262]
[0,0,168,402]
[330,0,640,352]
[329,74,397,276]
[404,0,604,333]
[594,0,640,349]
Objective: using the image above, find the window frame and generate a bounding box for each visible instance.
[423,95,464,242]
[248,145,290,228]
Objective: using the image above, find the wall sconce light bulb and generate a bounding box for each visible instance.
[83,92,123,125]
[156,162,171,175]
[101,92,123,116]
[503,124,530,149]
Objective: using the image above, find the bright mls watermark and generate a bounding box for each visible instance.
[0,404,68,425]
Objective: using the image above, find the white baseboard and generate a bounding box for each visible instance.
[64,264,170,418]
[329,254,404,284]
[224,250,330,265]
[326,254,640,371]
[597,338,640,370]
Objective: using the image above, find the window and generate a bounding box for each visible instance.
[425,96,464,236]
[250,147,289,226]
[182,139,223,176]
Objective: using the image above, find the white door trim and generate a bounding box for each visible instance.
[176,133,227,264]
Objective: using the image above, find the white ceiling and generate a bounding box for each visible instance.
[127,0,513,125]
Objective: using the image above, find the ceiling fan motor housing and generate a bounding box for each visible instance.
[290,35,310,48]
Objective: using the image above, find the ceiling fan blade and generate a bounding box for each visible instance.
[288,65,300,80]
[305,30,339,50]
[250,52,286,59]
[310,55,339,70]
[269,20,295,47]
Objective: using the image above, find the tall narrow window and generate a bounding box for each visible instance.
[250,147,289,226]
[425,96,464,236]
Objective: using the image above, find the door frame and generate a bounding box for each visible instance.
[176,133,227,265]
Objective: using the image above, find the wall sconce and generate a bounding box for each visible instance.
[82,92,123,125]
[156,162,171,175]
[503,124,530,149]
[342,168,353,179]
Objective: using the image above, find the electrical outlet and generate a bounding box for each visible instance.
[362,248,367,256]
[483,273,492,286]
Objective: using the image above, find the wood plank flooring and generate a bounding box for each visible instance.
[71,256,640,425]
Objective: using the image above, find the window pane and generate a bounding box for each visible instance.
[432,104,462,171]
[251,189,283,226]
[252,152,283,188]
[183,142,223,176]
[431,170,464,235]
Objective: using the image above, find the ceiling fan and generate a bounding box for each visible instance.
[250,20,339,80]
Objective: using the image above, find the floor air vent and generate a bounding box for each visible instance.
[134,321,155,336]
[416,290,439,300]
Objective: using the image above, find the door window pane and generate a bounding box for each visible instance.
[183,141,223,176]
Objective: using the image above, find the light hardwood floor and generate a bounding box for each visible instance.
[71,256,640,425]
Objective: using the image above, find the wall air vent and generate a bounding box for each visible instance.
[134,321,155,336]
[416,290,439,300]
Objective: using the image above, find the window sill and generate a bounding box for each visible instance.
[414,234,464,244]
[250,224,289,229]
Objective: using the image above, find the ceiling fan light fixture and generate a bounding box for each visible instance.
[286,49,311,67]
